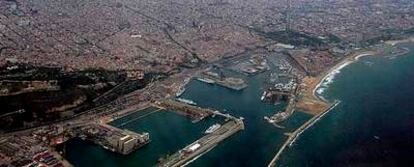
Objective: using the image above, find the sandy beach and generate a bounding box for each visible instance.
[295,50,377,115]
[313,51,376,99]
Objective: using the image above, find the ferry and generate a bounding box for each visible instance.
[176,98,197,105]
[261,91,267,101]
[204,124,221,134]
[196,77,215,84]
[79,134,87,140]
[176,87,185,97]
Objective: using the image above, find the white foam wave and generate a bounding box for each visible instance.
[315,61,351,95]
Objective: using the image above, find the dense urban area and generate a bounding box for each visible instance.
[1,0,414,167]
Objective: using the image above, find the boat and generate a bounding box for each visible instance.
[261,91,267,101]
[204,124,221,134]
[176,98,197,105]
[196,77,215,84]
[176,87,185,97]
[79,134,87,140]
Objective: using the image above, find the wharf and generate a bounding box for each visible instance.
[158,119,244,167]
[156,100,214,123]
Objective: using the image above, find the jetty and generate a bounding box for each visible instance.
[267,101,341,167]
[155,100,215,123]
[158,119,244,167]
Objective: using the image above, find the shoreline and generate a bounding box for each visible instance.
[312,51,376,101]
[268,51,378,167]
[267,101,341,167]
[269,39,413,167]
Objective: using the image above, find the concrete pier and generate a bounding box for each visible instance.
[158,119,244,167]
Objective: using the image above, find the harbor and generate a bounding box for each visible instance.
[61,44,414,167]
[155,99,215,123]
[62,50,315,167]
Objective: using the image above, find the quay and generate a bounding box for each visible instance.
[267,101,341,167]
[155,100,215,123]
[264,84,299,127]
[158,119,245,167]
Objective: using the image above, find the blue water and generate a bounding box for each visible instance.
[278,44,414,167]
[64,68,312,166]
[65,44,414,167]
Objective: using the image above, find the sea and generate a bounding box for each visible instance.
[64,43,414,167]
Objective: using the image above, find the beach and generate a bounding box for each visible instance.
[295,50,376,116]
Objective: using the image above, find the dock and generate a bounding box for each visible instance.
[158,119,244,167]
[156,100,215,123]
[267,101,340,167]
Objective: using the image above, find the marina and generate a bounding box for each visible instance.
[64,69,303,167]
[61,44,414,167]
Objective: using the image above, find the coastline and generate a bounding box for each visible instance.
[313,37,414,102]
[312,51,376,101]
[268,39,413,167]
[267,51,379,167]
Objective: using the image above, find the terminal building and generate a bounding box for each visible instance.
[108,130,150,155]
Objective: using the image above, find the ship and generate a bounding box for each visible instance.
[176,98,197,105]
[196,77,215,84]
[261,91,267,101]
[204,124,221,134]
[79,134,87,140]
[176,87,185,97]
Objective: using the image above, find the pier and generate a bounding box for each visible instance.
[267,101,341,167]
[156,100,215,122]
[158,119,244,167]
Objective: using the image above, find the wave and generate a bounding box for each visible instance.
[316,61,352,95]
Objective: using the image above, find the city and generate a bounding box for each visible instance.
[1,0,414,167]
